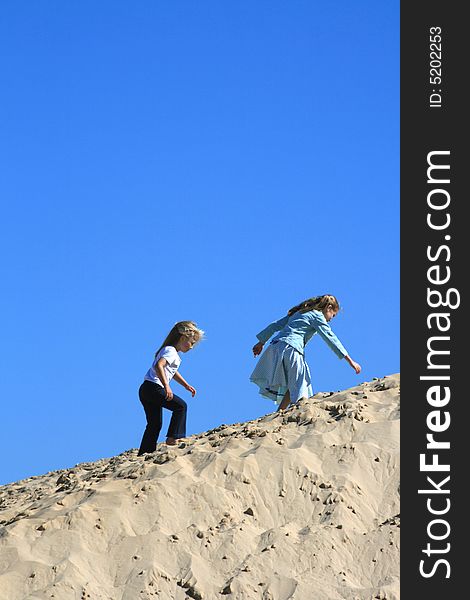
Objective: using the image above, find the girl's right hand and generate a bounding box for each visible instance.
[253,341,264,356]
[165,385,174,400]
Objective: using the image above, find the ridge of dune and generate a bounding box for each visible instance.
[0,374,400,600]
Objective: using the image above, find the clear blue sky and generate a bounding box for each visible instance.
[0,1,399,486]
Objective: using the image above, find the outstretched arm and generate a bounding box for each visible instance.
[253,314,289,356]
[310,312,349,359]
[344,355,361,374]
[309,312,361,373]
[173,371,196,397]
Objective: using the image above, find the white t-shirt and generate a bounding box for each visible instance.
[144,346,181,387]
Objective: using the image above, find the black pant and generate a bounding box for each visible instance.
[137,380,187,455]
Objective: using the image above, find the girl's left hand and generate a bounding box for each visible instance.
[253,341,264,356]
[186,384,196,397]
[350,361,361,374]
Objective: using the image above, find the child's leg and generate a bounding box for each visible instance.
[138,382,164,455]
[163,394,187,442]
[278,390,291,411]
[284,349,312,406]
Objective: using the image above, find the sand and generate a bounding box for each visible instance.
[0,374,400,600]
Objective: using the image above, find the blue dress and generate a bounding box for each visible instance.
[250,310,348,405]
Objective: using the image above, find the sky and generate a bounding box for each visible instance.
[0,1,399,486]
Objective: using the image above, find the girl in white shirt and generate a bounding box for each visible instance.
[137,321,204,455]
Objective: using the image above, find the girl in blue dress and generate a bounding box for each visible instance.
[250,295,361,410]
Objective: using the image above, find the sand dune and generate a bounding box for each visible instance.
[0,374,400,600]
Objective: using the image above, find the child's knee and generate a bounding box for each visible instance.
[175,397,187,411]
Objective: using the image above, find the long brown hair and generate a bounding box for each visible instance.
[287,294,340,316]
[156,321,205,356]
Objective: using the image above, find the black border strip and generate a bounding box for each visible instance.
[401,2,465,596]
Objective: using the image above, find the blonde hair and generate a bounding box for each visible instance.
[156,321,205,355]
[287,294,340,316]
